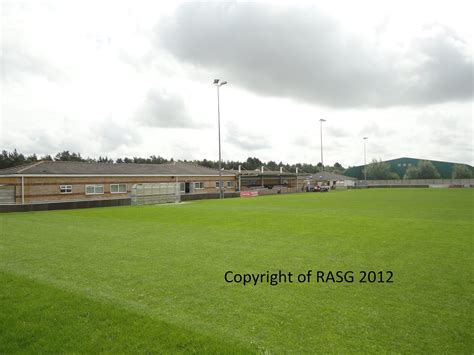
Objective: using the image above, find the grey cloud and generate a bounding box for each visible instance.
[366,142,390,158]
[171,141,199,160]
[30,132,58,153]
[430,150,472,166]
[136,90,196,128]
[118,49,156,74]
[292,136,315,147]
[1,41,66,83]
[159,3,473,108]
[225,123,270,150]
[430,131,456,146]
[96,120,141,151]
[416,111,470,131]
[21,131,58,154]
[417,111,472,152]
[416,111,455,126]
[3,120,140,157]
[406,24,473,105]
[1,2,66,83]
[359,122,394,136]
[326,126,350,138]
[430,127,472,148]
[2,128,83,156]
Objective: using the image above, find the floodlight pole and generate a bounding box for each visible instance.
[363,137,368,181]
[214,79,227,199]
[319,119,326,171]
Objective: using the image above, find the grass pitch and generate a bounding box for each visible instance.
[0,189,472,353]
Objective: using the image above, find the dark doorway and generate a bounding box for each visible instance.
[185,182,190,194]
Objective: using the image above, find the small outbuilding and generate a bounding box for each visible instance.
[310,171,356,189]
[231,166,300,192]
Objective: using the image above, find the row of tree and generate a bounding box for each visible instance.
[1,149,471,178]
[187,157,344,174]
[365,159,472,179]
[0,150,113,169]
[0,150,344,174]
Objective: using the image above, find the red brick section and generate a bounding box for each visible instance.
[0,175,236,204]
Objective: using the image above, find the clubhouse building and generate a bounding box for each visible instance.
[0,161,237,205]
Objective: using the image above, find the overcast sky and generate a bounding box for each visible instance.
[1,0,472,167]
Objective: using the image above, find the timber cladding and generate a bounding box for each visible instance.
[1,175,236,204]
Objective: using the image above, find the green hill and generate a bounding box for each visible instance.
[344,157,473,179]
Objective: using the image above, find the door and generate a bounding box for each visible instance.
[185,182,190,194]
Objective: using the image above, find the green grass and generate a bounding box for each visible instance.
[0,189,472,353]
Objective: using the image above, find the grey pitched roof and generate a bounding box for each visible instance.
[0,161,235,176]
[312,171,356,181]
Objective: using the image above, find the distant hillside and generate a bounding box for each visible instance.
[344,157,473,179]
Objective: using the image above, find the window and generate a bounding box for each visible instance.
[227,181,234,188]
[110,184,127,194]
[193,182,204,189]
[59,185,72,194]
[86,184,104,195]
[179,182,185,193]
[215,181,222,188]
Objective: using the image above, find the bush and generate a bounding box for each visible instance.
[417,160,440,179]
[453,164,472,179]
[404,166,419,179]
[404,161,440,179]
[366,159,399,180]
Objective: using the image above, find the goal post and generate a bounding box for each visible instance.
[131,183,180,205]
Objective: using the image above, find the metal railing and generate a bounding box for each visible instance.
[356,179,473,187]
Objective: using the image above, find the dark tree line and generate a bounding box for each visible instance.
[187,157,344,174]
[0,150,40,169]
[0,149,345,174]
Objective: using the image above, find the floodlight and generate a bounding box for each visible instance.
[319,119,326,170]
[213,79,229,199]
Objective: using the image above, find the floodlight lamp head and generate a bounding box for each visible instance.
[213,79,219,84]
[320,118,326,122]
[220,81,228,86]
[363,136,368,140]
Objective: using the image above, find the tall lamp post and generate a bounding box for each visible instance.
[363,137,368,181]
[214,79,227,199]
[319,119,326,171]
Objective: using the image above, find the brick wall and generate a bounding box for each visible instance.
[0,175,236,204]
